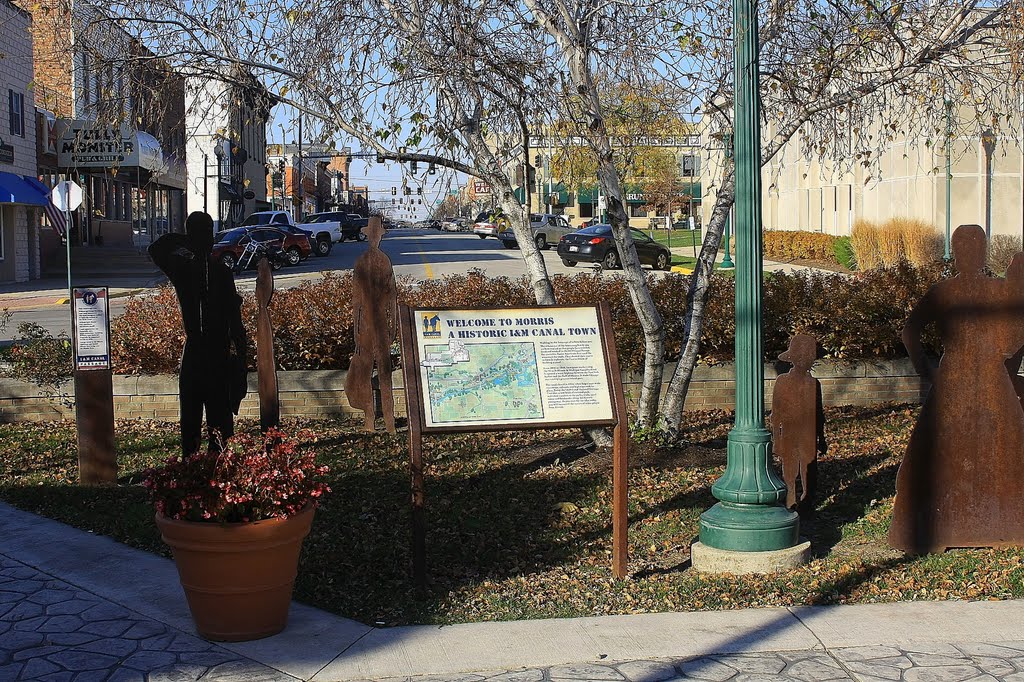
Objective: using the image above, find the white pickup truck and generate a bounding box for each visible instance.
[301,212,367,250]
[240,210,339,257]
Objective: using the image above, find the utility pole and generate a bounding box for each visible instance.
[296,113,304,222]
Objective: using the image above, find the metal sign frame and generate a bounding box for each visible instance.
[398,301,629,583]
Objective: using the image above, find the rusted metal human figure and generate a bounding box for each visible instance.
[345,216,398,432]
[256,257,280,432]
[890,224,1024,554]
[772,334,826,513]
[149,212,247,455]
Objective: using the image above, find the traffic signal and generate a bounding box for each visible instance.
[417,187,422,195]
[376,153,385,164]
[391,186,397,196]
[428,163,436,175]
[410,160,418,174]
[278,159,285,173]
[404,186,411,195]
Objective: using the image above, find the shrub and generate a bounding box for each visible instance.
[988,234,1022,274]
[0,321,74,406]
[877,219,905,266]
[850,220,882,270]
[762,230,839,264]
[833,236,855,270]
[109,265,949,376]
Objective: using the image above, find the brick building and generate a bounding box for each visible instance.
[0,0,46,284]
[22,0,186,267]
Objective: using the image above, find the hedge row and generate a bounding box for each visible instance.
[110,264,947,376]
[762,230,840,265]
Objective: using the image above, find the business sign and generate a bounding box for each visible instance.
[0,138,13,164]
[56,120,163,170]
[473,180,490,195]
[72,287,110,370]
[529,134,702,149]
[411,307,614,429]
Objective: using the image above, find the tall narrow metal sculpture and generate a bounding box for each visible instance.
[149,212,247,455]
[256,257,280,432]
[890,224,1024,553]
[346,216,398,433]
[772,335,826,513]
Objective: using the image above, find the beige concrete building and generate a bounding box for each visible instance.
[709,113,1024,240]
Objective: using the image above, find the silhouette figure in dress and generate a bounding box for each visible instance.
[149,212,247,455]
[345,216,398,433]
[772,334,826,513]
[890,224,1024,553]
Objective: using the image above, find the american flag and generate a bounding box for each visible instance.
[42,197,66,237]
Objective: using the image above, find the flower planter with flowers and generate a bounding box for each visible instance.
[144,429,330,641]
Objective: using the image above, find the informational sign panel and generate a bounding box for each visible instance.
[72,287,110,370]
[411,307,615,430]
[400,303,629,582]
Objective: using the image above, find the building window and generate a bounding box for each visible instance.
[681,155,700,177]
[630,204,648,218]
[8,90,25,137]
[81,52,91,105]
[580,202,594,219]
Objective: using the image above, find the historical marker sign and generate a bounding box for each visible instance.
[400,303,629,582]
[412,307,614,429]
[72,287,110,370]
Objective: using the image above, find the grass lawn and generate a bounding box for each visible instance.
[1,405,1022,626]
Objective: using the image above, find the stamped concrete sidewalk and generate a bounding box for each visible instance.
[3,501,1024,681]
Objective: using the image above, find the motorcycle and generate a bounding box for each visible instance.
[233,238,289,275]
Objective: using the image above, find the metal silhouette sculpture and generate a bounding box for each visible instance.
[890,224,1024,554]
[772,334,826,513]
[345,216,398,433]
[256,257,280,432]
[149,212,248,456]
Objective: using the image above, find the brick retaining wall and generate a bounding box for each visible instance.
[0,359,926,423]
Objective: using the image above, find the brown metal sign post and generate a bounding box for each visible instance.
[399,302,629,583]
[72,286,116,485]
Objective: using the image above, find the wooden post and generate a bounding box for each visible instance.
[256,257,280,432]
[398,305,427,585]
[599,301,630,578]
[72,287,116,485]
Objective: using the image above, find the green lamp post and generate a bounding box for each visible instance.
[692,0,806,569]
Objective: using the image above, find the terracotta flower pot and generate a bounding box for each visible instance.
[155,505,315,641]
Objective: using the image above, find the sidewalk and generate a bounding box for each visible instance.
[3,502,1024,681]
[668,246,846,277]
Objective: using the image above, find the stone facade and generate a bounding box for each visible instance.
[0,359,927,423]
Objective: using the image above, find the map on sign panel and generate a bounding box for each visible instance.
[423,340,543,424]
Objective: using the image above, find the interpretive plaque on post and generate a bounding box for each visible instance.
[72,287,110,370]
[412,307,614,429]
[400,303,628,583]
[72,286,116,485]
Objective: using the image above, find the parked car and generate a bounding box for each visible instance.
[556,224,673,270]
[498,213,574,250]
[472,210,509,239]
[212,226,312,270]
[301,211,365,248]
[241,210,335,257]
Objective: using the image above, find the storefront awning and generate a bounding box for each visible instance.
[0,171,48,206]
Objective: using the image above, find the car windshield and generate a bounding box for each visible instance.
[216,229,247,244]
[474,212,491,222]
[241,213,274,226]
[576,224,612,236]
[530,214,543,222]
[303,214,332,224]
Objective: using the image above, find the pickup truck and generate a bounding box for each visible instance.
[240,210,338,257]
[300,212,369,253]
[498,213,574,250]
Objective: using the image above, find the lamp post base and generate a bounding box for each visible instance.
[691,539,810,575]
[699,501,801,552]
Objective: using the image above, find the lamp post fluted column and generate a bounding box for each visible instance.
[693,0,807,569]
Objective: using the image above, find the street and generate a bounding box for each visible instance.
[2,227,674,337]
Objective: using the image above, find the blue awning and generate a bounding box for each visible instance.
[0,172,48,206]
